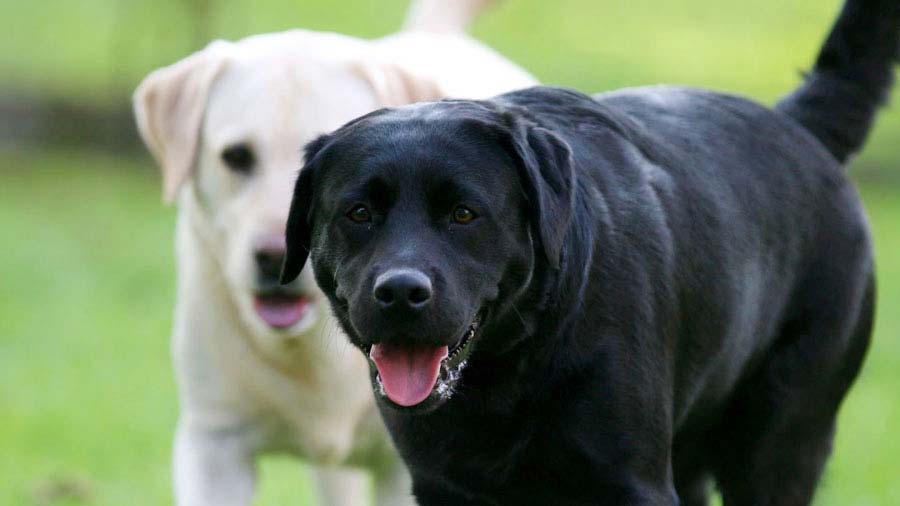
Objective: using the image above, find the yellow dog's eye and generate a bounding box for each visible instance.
[348,205,371,223]
[221,143,254,173]
[453,205,476,224]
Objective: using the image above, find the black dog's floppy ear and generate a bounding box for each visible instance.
[509,122,576,269]
[280,136,329,284]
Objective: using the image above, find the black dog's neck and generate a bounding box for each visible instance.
[456,179,601,415]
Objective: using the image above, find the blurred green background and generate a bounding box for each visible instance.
[0,0,897,505]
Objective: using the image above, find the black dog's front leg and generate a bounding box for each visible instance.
[414,478,678,506]
[412,478,492,506]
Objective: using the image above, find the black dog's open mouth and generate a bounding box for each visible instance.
[367,312,483,408]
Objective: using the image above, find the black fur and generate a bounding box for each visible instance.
[777,0,900,163]
[281,2,895,505]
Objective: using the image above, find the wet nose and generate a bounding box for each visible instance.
[373,269,432,314]
[255,247,286,283]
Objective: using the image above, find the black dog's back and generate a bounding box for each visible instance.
[494,79,867,426]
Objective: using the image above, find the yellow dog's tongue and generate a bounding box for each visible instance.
[370,343,448,407]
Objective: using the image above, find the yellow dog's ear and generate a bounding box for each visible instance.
[350,58,445,107]
[133,40,232,204]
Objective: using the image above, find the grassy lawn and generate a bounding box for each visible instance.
[0,149,316,505]
[1,148,898,505]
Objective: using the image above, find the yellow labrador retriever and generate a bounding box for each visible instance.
[132,1,536,505]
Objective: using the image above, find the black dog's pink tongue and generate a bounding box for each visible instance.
[370,343,448,407]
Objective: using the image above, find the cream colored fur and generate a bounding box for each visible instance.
[132,1,536,505]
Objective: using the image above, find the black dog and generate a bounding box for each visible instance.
[281,1,898,504]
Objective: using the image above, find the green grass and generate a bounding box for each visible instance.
[1,147,899,505]
[0,150,314,505]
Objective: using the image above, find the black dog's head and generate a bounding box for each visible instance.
[281,100,575,411]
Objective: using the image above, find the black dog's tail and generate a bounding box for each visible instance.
[776,0,900,164]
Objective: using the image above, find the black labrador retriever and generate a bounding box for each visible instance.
[281,1,898,504]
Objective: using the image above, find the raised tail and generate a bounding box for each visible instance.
[403,0,499,33]
[776,0,900,164]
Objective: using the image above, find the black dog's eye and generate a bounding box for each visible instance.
[221,144,255,173]
[348,204,372,223]
[452,205,477,224]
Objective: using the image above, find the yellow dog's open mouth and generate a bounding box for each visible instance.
[253,293,310,329]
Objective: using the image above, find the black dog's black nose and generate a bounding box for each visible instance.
[256,248,286,282]
[373,269,432,314]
